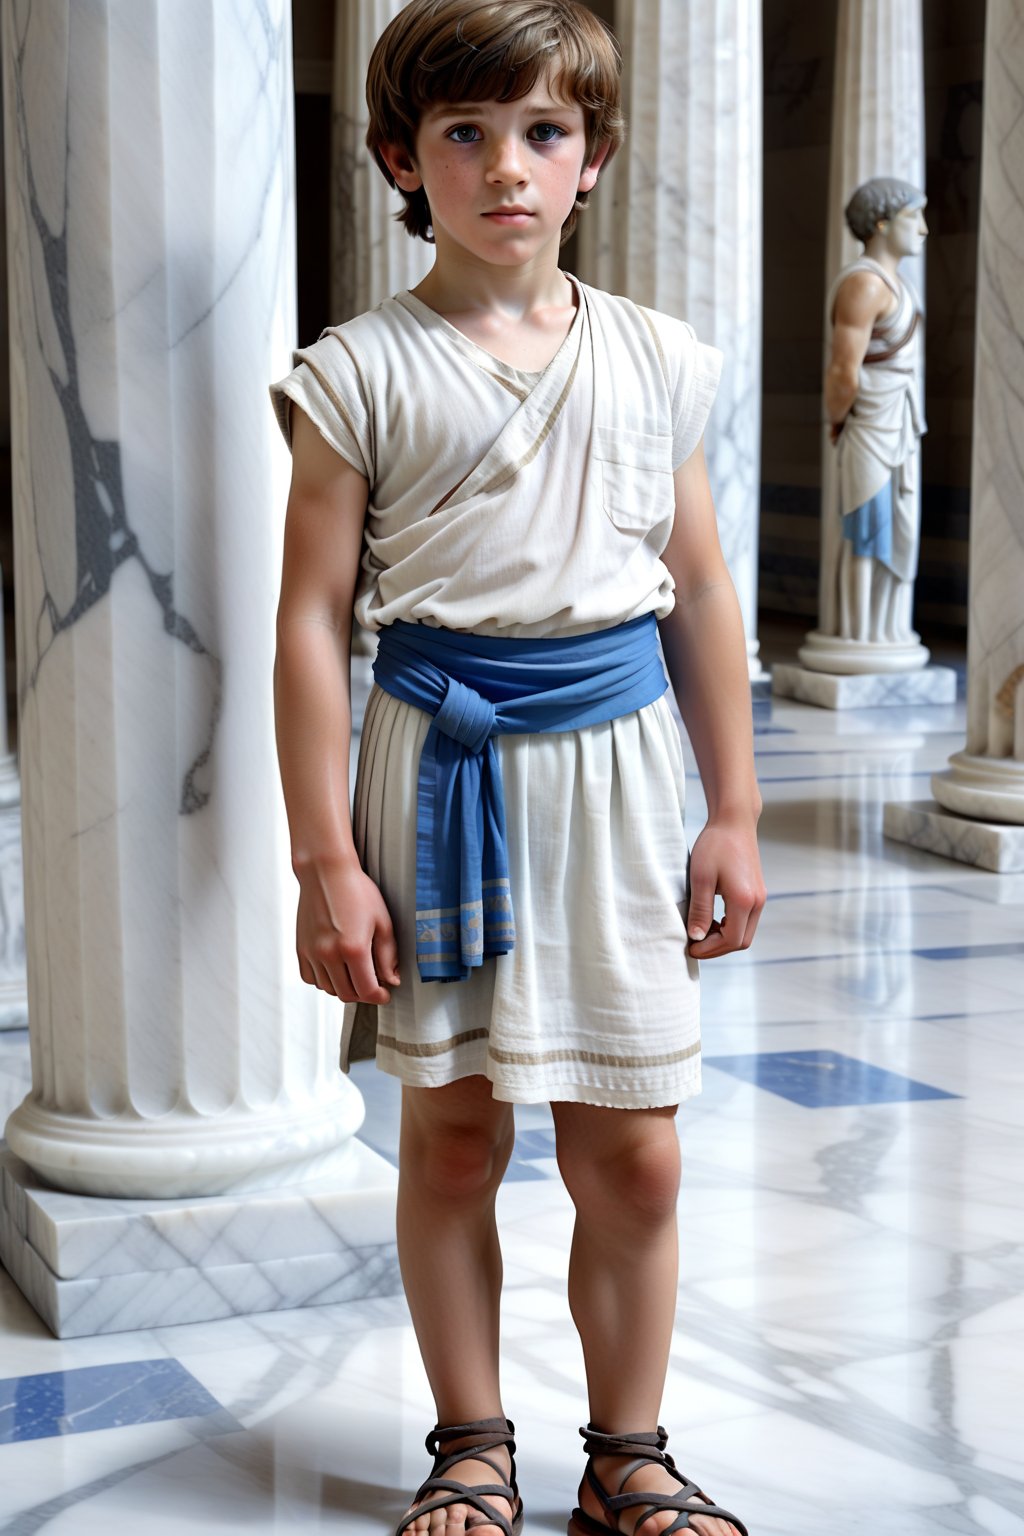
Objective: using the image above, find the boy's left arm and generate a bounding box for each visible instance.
[657,440,767,958]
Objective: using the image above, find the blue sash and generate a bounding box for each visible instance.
[372,613,669,981]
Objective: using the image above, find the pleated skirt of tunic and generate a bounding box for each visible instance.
[341,684,701,1109]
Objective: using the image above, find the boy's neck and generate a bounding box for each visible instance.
[411,247,574,319]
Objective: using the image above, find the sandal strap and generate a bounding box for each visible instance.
[426,1415,519,1496]
[393,1415,521,1536]
[580,1423,671,1462]
[428,1415,516,1453]
[394,1482,519,1536]
[575,1423,749,1536]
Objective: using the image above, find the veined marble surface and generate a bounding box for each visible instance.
[0,1138,402,1339]
[772,663,957,709]
[0,659,1022,1531]
[1,0,367,1200]
[884,800,1024,873]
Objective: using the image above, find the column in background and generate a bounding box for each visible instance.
[579,0,765,683]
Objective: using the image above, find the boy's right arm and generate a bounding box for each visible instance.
[274,403,400,1006]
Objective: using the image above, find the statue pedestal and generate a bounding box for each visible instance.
[883,800,1024,873]
[0,1139,401,1338]
[772,663,957,711]
[797,631,931,675]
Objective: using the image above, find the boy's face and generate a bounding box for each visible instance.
[386,70,605,265]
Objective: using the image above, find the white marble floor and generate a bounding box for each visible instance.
[1,647,1023,1536]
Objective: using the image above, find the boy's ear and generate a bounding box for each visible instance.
[378,141,422,192]
[580,137,613,195]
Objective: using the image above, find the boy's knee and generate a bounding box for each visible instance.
[413,1123,512,1200]
[560,1129,681,1228]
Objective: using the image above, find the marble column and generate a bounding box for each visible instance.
[0,0,399,1335]
[578,0,765,683]
[779,0,955,705]
[331,0,432,323]
[0,72,27,1033]
[0,645,26,1030]
[884,0,1024,872]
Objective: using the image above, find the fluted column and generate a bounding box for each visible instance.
[331,0,432,322]
[884,0,1024,871]
[578,0,764,681]
[1,0,364,1199]
[0,73,27,1031]
[817,0,924,644]
[930,0,1024,829]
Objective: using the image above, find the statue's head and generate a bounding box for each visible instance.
[845,177,927,258]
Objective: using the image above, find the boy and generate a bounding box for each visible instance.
[271,4,764,1532]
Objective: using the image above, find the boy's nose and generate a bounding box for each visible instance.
[486,140,527,179]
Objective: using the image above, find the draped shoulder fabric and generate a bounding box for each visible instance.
[827,256,927,581]
[269,272,723,640]
[268,273,723,1109]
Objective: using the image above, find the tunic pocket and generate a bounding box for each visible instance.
[593,425,675,533]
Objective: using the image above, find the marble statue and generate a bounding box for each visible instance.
[810,177,929,669]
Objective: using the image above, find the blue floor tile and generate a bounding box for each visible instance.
[703,1049,960,1107]
[913,942,1024,961]
[0,1359,230,1445]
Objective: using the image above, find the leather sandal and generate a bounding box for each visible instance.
[568,1423,749,1536]
[394,1415,525,1536]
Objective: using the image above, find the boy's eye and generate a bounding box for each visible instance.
[446,123,566,144]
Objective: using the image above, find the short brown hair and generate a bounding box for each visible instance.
[365,0,624,245]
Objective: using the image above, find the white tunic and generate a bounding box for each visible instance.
[269,272,722,1108]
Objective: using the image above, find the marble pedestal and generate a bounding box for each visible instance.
[772,664,957,710]
[883,800,1024,873]
[0,1138,401,1339]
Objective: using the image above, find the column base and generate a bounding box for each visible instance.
[882,800,1024,873]
[4,1080,368,1199]
[932,752,1024,826]
[0,1138,401,1338]
[798,631,930,675]
[772,663,957,710]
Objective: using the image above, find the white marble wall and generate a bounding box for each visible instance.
[578,0,764,680]
[816,0,925,644]
[931,0,1024,827]
[331,0,432,321]
[1,0,364,1199]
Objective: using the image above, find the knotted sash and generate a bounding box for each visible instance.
[372,613,669,981]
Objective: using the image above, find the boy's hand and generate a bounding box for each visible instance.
[686,816,766,959]
[296,857,401,1004]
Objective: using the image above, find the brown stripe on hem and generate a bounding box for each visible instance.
[487,1040,701,1069]
[377,1028,490,1059]
[376,1032,700,1070]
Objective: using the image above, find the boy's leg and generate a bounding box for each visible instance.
[397,1074,518,1535]
[552,1101,739,1536]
